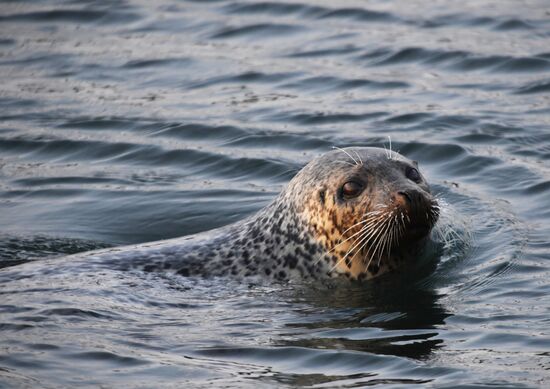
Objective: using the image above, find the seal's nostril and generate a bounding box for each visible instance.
[397,191,412,203]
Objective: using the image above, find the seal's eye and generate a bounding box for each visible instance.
[406,166,421,183]
[342,181,363,199]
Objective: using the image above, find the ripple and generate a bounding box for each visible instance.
[37,308,116,320]
[187,71,299,89]
[150,123,249,141]
[65,351,148,367]
[210,23,304,40]
[365,47,468,66]
[0,136,140,162]
[514,79,550,94]
[524,180,550,195]
[0,323,35,331]
[121,58,194,69]
[280,76,408,92]
[493,19,535,31]
[399,142,467,163]
[316,8,397,23]
[494,57,550,72]
[222,132,329,149]
[0,38,15,46]
[0,235,109,266]
[222,1,325,17]
[270,111,388,125]
[286,45,361,58]
[383,112,433,124]
[360,47,550,73]
[56,117,144,131]
[420,13,541,32]
[221,2,398,24]
[0,9,140,25]
[194,346,410,374]
[451,55,550,72]
[420,14,496,29]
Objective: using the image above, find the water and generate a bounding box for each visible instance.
[1,0,549,387]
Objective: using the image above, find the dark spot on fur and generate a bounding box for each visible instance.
[368,264,380,275]
[345,257,352,268]
[284,254,298,269]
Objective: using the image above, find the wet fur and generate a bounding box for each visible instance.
[11,147,439,282]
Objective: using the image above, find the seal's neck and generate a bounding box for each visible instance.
[179,197,330,281]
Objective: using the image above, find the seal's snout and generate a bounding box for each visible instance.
[394,189,425,211]
[396,190,412,206]
[394,189,439,238]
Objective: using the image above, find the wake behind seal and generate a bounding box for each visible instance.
[2,147,440,282]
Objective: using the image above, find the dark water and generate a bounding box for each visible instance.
[1,0,549,387]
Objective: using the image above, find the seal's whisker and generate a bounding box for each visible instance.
[312,217,378,266]
[361,217,391,269]
[383,135,394,160]
[366,212,394,269]
[355,236,375,271]
[330,217,387,272]
[326,219,379,253]
[383,213,400,266]
[384,214,398,263]
[377,216,392,267]
[372,214,394,266]
[340,216,378,236]
[338,218,385,264]
[340,161,357,167]
[325,223,371,256]
[319,213,387,266]
[399,211,406,235]
[332,146,359,166]
[352,149,363,165]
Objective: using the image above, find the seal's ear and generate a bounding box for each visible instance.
[412,160,419,167]
[319,189,326,206]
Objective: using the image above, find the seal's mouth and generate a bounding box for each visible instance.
[406,223,432,240]
[328,199,440,276]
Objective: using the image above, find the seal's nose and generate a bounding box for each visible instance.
[397,191,412,204]
[394,190,416,210]
[394,189,426,219]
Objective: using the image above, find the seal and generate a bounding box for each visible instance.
[10,147,439,282]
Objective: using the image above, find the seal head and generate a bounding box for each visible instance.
[271,147,439,280]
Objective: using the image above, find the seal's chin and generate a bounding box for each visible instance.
[405,223,433,241]
[402,201,439,242]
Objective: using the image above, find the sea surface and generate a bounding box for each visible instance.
[1,0,549,387]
